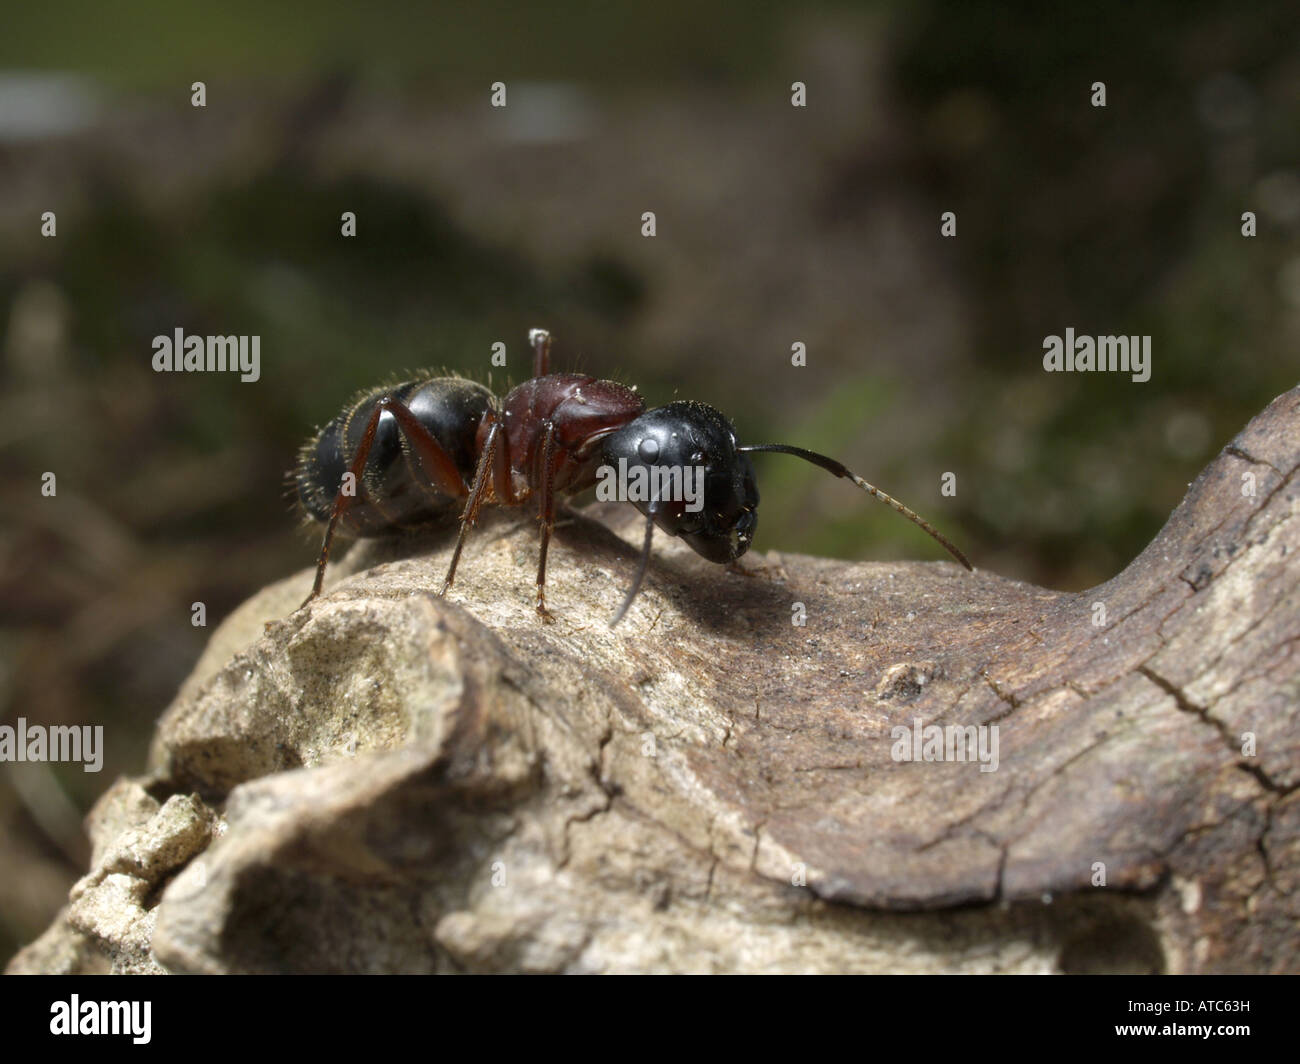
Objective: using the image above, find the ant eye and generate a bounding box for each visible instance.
[638,438,660,461]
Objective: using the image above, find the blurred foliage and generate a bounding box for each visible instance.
[891,0,1300,584]
[0,0,837,90]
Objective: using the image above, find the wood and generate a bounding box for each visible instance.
[10,387,1298,974]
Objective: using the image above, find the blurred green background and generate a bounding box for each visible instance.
[2,0,1297,965]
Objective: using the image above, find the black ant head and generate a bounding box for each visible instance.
[599,398,971,627]
[600,400,759,563]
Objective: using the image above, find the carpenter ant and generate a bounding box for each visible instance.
[295,328,972,626]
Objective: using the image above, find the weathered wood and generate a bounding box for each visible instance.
[10,388,1298,974]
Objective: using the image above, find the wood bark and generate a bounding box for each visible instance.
[10,387,1298,974]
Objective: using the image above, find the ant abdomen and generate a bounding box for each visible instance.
[296,376,494,535]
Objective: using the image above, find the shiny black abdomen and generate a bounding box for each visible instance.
[296,377,495,536]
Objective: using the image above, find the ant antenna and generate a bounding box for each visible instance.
[610,506,658,628]
[737,444,973,571]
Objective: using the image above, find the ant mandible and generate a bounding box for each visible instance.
[295,328,972,626]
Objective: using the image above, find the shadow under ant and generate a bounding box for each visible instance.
[322,501,794,637]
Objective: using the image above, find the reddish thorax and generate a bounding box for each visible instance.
[490,374,645,503]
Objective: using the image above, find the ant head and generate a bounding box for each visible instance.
[600,400,759,563]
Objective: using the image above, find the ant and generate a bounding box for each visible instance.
[295,328,972,626]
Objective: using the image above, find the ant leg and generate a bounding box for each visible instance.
[529,328,552,378]
[302,396,468,608]
[383,401,472,497]
[534,421,558,622]
[441,415,501,595]
[609,508,656,628]
[304,406,383,607]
